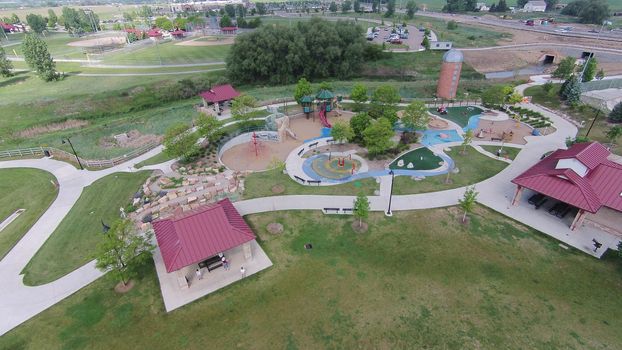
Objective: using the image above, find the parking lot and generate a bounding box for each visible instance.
[366,23,425,51]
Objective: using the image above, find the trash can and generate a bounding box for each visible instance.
[44,150,51,157]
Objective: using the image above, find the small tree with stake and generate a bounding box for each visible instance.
[353,192,370,230]
[458,186,478,224]
[605,125,622,146]
[461,129,473,155]
[94,219,154,291]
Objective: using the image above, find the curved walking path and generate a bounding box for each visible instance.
[0,83,620,336]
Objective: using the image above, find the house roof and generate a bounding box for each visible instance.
[199,84,240,103]
[300,95,314,103]
[525,1,547,6]
[170,29,185,36]
[512,142,622,213]
[153,198,256,273]
[1,22,16,30]
[147,28,163,37]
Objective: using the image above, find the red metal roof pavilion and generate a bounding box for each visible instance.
[199,84,240,104]
[152,198,255,273]
[512,142,622,214]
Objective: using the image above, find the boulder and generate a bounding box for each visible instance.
[167,192,178,200]
[187,196,198,204]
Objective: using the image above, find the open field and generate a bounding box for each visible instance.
[2,207,622,348]
[0,4,150,21]
[100,41,230,65]
[22,171,151,286]
[3,32,87,60]
[0,169,58,259]
[394,146,509,195]
[243,170,378,199]
[134,152,174,168]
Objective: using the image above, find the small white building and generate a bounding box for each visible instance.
[430,41,453,50]
[523,1,547,12]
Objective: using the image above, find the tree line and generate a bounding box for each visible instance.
[226,18,381,85]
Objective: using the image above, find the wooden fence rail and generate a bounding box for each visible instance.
[0,142,159,168]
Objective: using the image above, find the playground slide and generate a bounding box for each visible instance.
[319,104,332,128]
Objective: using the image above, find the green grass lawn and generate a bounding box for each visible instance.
[0,169,58,259]
[243,169,378,199]
[394,146,507,194]
[429,106,484,127]
[390,147,443,170]
[134,152,174,168]
[6,32,87,60]
[3,207,622,349]
[524,85,613,147]
[21,171,151,286]
[480,145,521,160]
[101,41,231,65]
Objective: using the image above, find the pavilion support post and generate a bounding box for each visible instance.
[243,241,253,261]
[177,270,189,289]
[511,186,524,206]
[570,209,587,231]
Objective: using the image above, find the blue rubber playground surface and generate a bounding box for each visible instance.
[421,129,463,146]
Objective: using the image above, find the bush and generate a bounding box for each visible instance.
[447,20,458,30]
[400,131,419,144]
[610,102,622,123]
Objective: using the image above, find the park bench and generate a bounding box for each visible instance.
[199,255,223,272]
[323,207,340,213]
[307,180,321,186]
[308,142,319,148]
[294,175,306,183]
[297,148,305,156]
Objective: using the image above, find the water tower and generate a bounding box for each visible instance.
[436,49,464,99]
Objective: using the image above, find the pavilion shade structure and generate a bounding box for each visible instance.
[512,142,622,214]
[152,198,255,273]
[199,84,240,104]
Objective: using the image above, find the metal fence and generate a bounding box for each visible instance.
[0,142,159,168]
[581,79,622,93]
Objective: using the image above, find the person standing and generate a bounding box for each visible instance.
[222,257,229,270]
[195,268,202,281]
[240,266,246,278]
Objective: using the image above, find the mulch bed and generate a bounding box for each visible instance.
[267,222,284,235]
[114,280,135,294]
[351,221,368,233]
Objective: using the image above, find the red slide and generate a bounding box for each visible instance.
[319,103,332,128]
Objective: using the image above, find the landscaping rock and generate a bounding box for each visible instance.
[167,192,178,200]
[187,196,198,204]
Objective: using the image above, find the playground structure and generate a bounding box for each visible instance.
[266,113,298,142]
[318,103,332,128]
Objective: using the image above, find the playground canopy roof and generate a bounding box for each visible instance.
[170,29,186,36]
[512,142,622,214]
[316,89,334,100]
[199,84,240,104]
[300,95,314,103]
[1,22,16,31]
[152,198,256,273]
[147,28,163,37]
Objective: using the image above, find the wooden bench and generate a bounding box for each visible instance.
[307,180,321,186]
[294,175,306,184]
[198,255,223,272]
[323,207,340,213]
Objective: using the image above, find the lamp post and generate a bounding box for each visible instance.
[385,169,394,216]
[61,137,84,170]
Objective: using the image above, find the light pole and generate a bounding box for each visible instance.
[385,169,394,216]
[62,137,84,170]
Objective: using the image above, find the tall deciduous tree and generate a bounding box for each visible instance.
[461,129,473,154]
[350,83,368,111]
[350,112,372,142]
[256,3,267,15]
[459,186,478,223]
[329,2,338,12]
[552,56,576,79]
[47,9,58,27]
[422,35,430,50]
[605,125,622,145]
[401,100,430,130]
[224,4,236,18]
[406,0,418,18]
[385,0,396,17]
[342,0,352,12]
[220,14,233,28]
[0,46,13,77]
[93,219,154,287]
[581,57,598,82]
[232,95,258,124]
[363,117,394,155]
[26,14,47,34]
[354,0,361,12]
[294,78,313,104]
[353,193,370,228]
[155,17,173,30]
[22,34,59,81]
[163,123,200,161]
[369,85,401,125]
[196,113,223,143]
[609,102,622,123]
[330,121,354,144]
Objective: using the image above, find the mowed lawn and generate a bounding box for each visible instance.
[7,32,87,59]
[2,207,622,349]
[0,169,58,259]
[243,169,378,199]
[22,171,151,286]
[102,41,231,65]
[394,146,508,194]
[480,145,522,160]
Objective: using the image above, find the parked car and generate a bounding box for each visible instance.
[390,38,403,44]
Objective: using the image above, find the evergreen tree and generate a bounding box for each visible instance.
[329,1,338,12]
[552,56,577,79]
[22,34,58,81]
[609,102,622,123]
[342,0,352,12]
[256,3,267,15]
[0,46,13,77]
[496,0,509,12]
[561,75,581,105]
[422,35,430,50]
[354,0,361,12]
